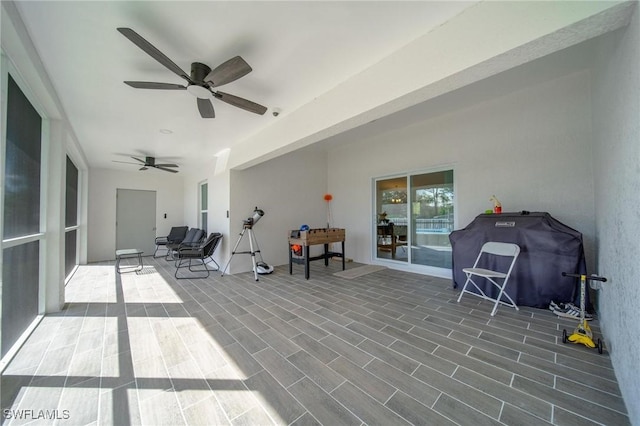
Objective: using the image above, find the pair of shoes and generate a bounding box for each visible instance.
[549,301,593,320]
[549,300,562,312]
[564,302,594,320]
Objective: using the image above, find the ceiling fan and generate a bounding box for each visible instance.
[117,27,267,118]
[114,156,179,173]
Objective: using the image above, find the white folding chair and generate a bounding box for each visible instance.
[456,242,520,316]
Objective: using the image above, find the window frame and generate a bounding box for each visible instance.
[198,180,208,233]
[1,55,50,364]
[64,155,79,281]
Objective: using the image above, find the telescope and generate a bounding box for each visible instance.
[243,207,264,228]
[223,206,271,280]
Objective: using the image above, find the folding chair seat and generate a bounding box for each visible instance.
[166,228,204,260]
[154,226,188,258]
[175,233,223,279]
[456,241,520,316]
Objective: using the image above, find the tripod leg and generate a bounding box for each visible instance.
[221,228,246,277]
[248,229,259,281]
[252,232,265,265]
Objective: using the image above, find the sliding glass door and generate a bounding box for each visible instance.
[375,177,408,262]
[375,169,454,271]
[410,170,454,269]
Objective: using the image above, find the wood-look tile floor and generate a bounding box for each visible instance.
[1,256,629,425]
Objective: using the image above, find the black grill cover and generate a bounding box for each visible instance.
[449,212,587,309]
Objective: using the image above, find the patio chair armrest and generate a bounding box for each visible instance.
[176,246,205,257]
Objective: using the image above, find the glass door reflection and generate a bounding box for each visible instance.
[375,177,408,262]
[410,170,454,269]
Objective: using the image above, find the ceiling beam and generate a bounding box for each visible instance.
[227,1,634,171]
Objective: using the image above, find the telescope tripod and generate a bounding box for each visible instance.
[221,223,263,281]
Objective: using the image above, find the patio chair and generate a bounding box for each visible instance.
[175,233,223,279]
[154,226,188,258]
[456,241,520,316]
[166,228,205,260]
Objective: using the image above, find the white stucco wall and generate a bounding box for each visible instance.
[181,157,231,273]
[182,148,329,276]
[226,149,328,274]
[87,168,185,262]
[591,6,640,424]
[328,67,596,276]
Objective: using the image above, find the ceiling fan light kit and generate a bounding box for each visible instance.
[186,85,213,99]
[118,27,267,118]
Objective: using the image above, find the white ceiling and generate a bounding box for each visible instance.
[13,1,477,172]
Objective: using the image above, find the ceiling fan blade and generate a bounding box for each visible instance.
[124,81,186,90]
[131,156,146,164]
[197,98,215,118]
[216,92,267,115]
[117,28,190,82]
[154,166,179,173]
[154,163,179,168]
[139,166,148,171]
[205,56,252,88]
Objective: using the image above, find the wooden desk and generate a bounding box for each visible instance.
[288,228,345,280]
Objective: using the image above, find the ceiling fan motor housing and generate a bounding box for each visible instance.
[191,62,211,83]
[187,62,214,99]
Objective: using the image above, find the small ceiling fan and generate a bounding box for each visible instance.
[118,27,267,118]
[114,156,179,173]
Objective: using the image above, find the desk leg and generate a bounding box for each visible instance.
[341,241,345,270]
[116,256,121,274]
[289,244,293,275]
[324,244,329,266]
[304,245,310,280]
[138,253,143,271]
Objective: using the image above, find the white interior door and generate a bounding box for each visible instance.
[116,189,157,255]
